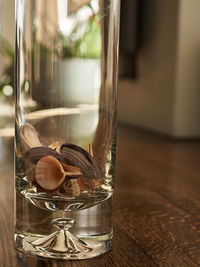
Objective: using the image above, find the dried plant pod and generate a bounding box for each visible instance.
[35,156,66,190]
[61,162,82,177]
[20,123,45,149]
[60,143,103,179]
[56,146,61,154]
[77,177,89,192]
[48,142,61,154]
[63,179,80,197]
[25,162,35,182]
[25,146,64,165]
[88,143,93,157]
[77,177,103,191]
[88,178,103,190]
[48,141,60,150]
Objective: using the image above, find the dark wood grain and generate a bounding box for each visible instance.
[0,127,200,267]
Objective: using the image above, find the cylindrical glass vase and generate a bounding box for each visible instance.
[15,0,120,260]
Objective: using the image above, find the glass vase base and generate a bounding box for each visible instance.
[15,234,112,260]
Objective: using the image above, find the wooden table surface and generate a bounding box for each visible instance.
[0,127,200,267]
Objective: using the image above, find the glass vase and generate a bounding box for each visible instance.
[15,0,120,260]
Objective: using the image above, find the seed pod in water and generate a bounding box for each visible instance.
[25,146,64,165]
[60,143,102,179]
[77,177,103,191]
[63,179,80,197]
[48,141,60,150]
[20,123,46,151]
[35,156,66,190]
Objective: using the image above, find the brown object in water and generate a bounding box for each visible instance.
[21,123,44,148]
[25,146,63,165]
[78,177,103,191]
[88,143,93,157]
[63,179,80,197]
[48,141,61,154]
[26,143,102,181]
[34,155,84,191]
[19,123,46,154]
[25,163,36,183]
[61,161,82,177]
[35,156,66,191]
[60,143,103,179]
[48,141,60,150]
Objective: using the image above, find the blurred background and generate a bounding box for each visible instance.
[1,0,200,139]
[118,0,200,138]
[1,1,200,264]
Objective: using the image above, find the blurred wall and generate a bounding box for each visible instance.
[174,0,200,137]
[0,0,14,46]
[118,0,200,138]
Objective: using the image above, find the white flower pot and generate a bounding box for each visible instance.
[53,58,101,106]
